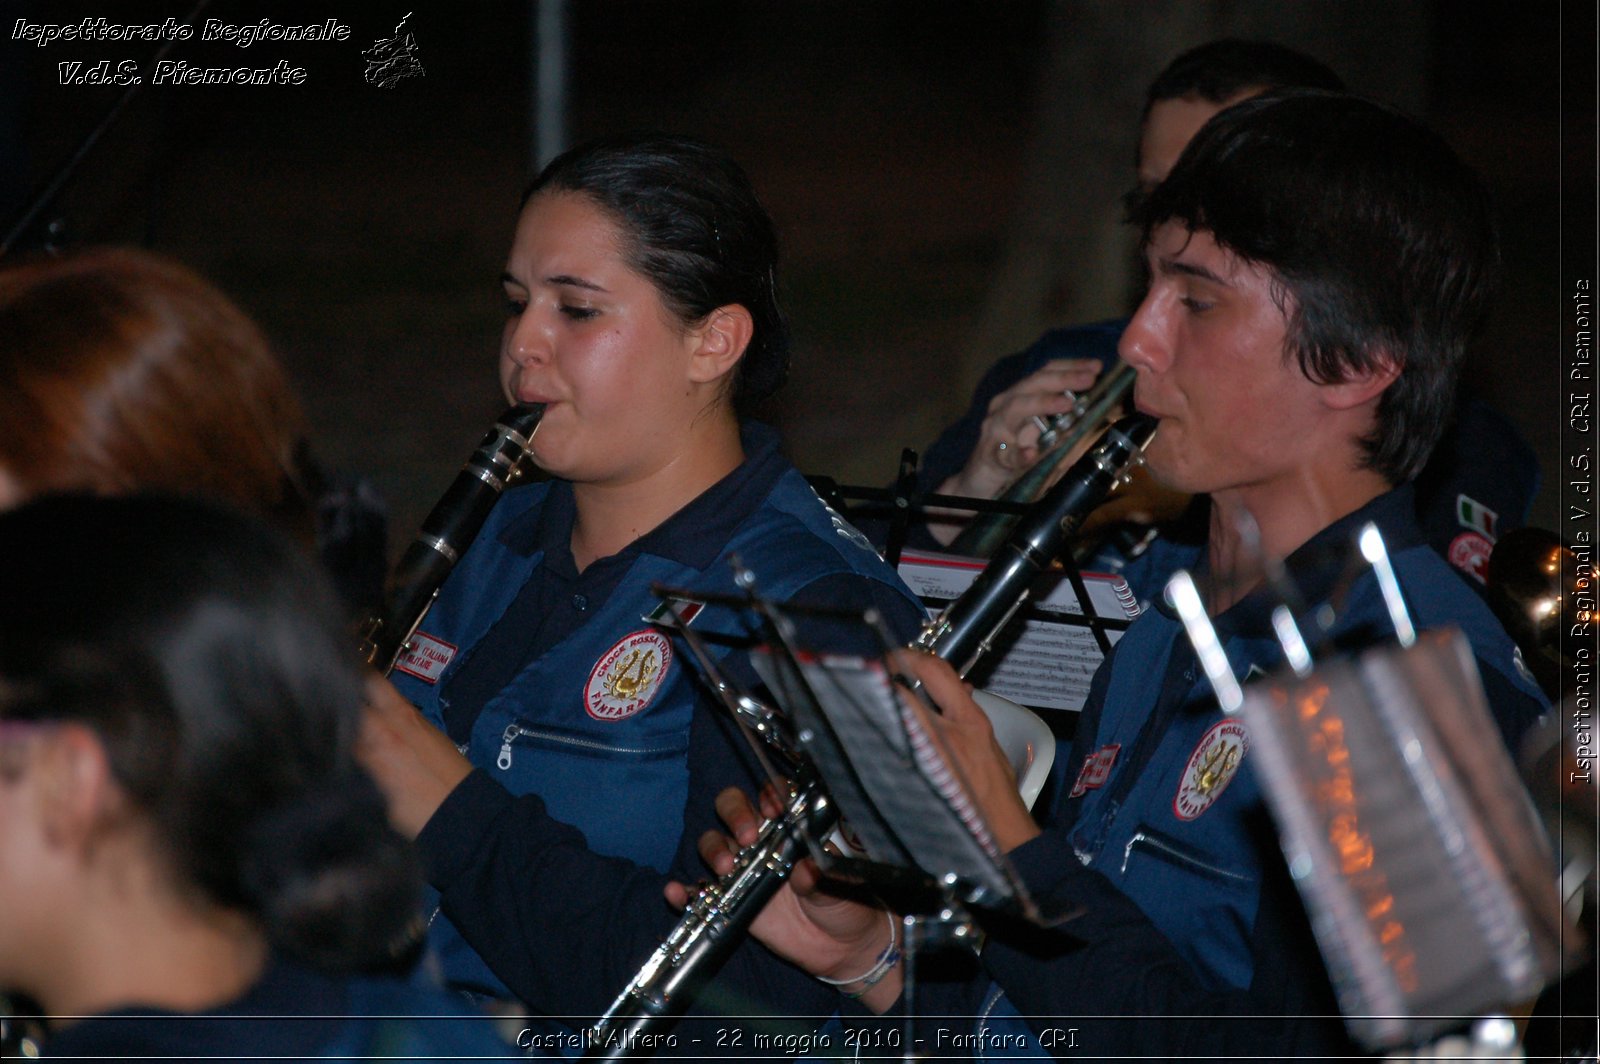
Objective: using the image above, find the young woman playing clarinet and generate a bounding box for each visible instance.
[359,134,925,1024]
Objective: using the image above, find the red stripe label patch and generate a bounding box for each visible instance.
[1069,744,1121,797]
[393,631,457,684]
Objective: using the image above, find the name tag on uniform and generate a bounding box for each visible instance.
[393,631,457,683]
[1070,744,1121,797]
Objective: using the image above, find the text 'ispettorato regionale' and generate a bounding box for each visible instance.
[14,18,353,86]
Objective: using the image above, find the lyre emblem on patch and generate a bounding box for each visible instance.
[585,630,673,721]
[1192,740,1240,797]
[1448,530,1493,584]
[605,647,659,700]
[1173,720,1249,821]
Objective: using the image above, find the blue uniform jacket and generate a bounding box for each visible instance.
[393,423,925,1008]
[1058,488,1543,987]
[857,486,1547,1060]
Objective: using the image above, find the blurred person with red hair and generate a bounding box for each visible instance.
[0,246,386,610]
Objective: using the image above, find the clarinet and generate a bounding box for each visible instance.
[582,414,1157,1061]
[913,414,1157,674]
[359,404,544,674]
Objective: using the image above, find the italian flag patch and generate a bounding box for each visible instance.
[1456,494,1498,539]
[645,596,705,629]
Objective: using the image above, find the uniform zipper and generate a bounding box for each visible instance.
[496,722,686,771]
[1121,828,1250,883]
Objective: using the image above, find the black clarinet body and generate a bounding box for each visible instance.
[915,414,1158,676]
[947,363,1138,558]
[581,414,1157,1060]
[360,404,544,675]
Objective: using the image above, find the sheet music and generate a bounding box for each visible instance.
[752,649,1032,911]
[897,549,1139,712]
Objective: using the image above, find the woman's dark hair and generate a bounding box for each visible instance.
[1135,90,1501,483]
[0,494,419,973]
[523,133,789,413]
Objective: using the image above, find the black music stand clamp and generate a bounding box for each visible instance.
[805,457,1040,573]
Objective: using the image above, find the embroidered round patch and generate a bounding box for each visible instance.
[1448,530,1493,584]
[585,630,673,722]
[1173,720,1249,821]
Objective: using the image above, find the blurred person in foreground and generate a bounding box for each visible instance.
[0,247,387,612]
[0,494,513,1061]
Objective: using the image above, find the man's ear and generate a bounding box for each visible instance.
[1322,352,1401,411]
[35,724,117,847]
[686,304,754,386]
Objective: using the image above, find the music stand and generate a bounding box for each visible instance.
[658,574,1054,1058]
[1167,523,1581,1052]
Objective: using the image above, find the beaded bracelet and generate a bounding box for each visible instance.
[816,911,902,999]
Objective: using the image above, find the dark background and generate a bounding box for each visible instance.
[1,1,1585,543]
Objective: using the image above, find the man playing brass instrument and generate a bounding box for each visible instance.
[703,90,1549,1059]
[904,41,1538,596]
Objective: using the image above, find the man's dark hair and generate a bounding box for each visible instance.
[1136,90,1500,483]
[1143,39,1345,120]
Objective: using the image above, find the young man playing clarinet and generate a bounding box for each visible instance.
[699,89,1549,1060]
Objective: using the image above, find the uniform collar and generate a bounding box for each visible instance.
[1159,483,1422,640]
[497,422,791,572]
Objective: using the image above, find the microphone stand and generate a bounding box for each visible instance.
[1,0,212,257]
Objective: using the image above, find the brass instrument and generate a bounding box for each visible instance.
[582,414,1157,1061]
[916,413,1156,675]
[359,404,543,674]
[1485,527,1580,700]
[948,361,1137,558]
